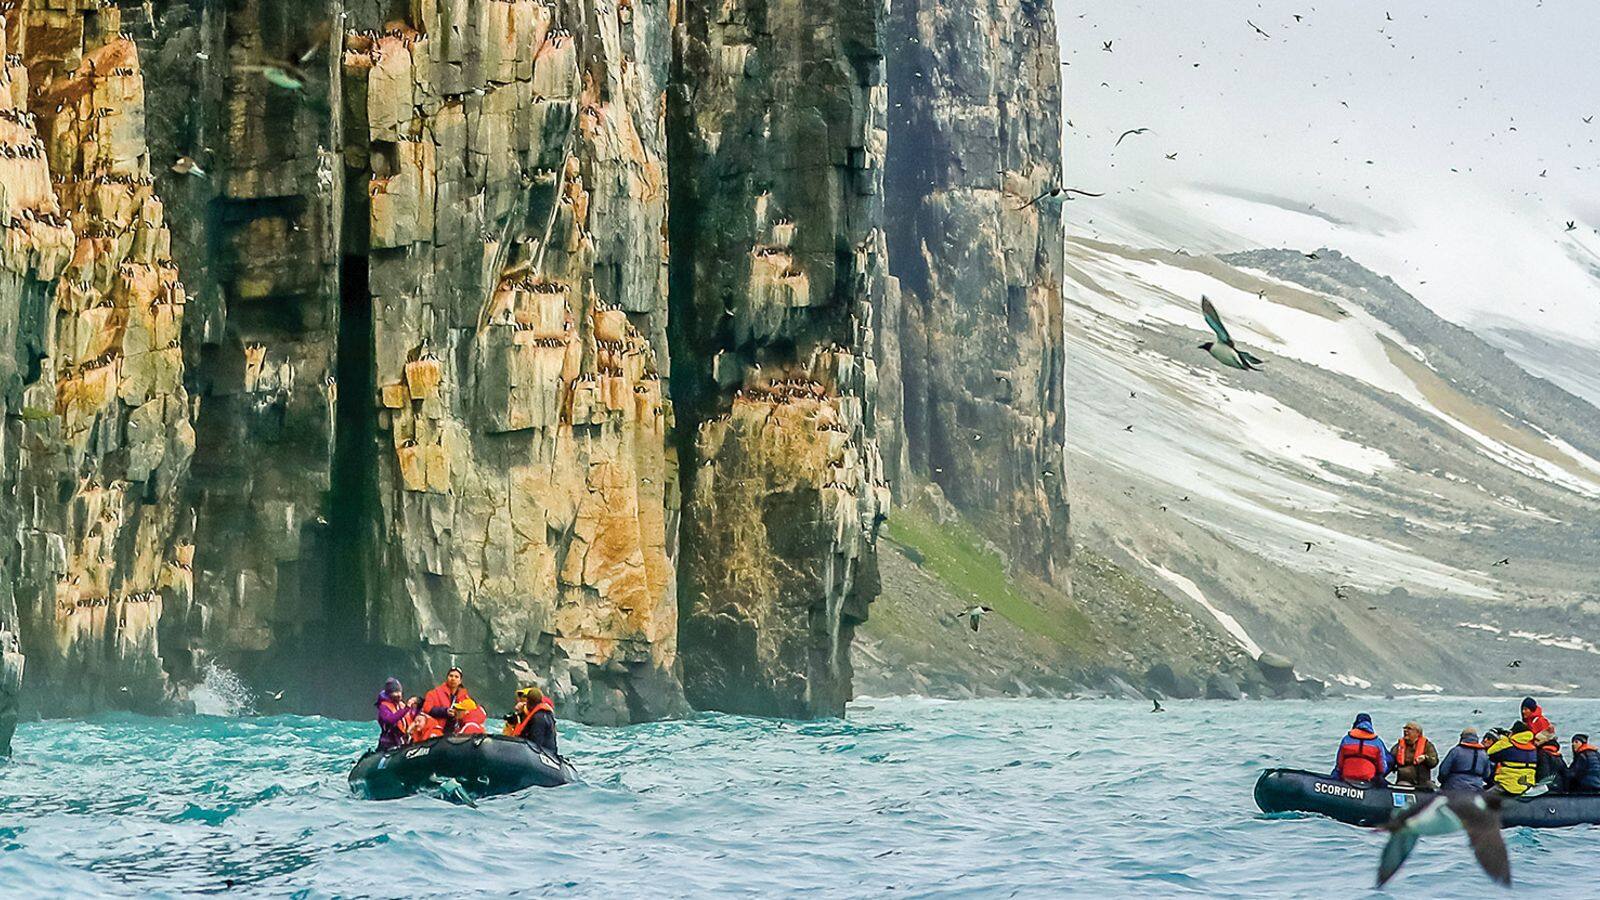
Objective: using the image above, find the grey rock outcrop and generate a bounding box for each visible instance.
[668,0,890,717]
[884,0,1069,580]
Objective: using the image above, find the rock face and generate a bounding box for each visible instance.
[1,5,198,726]
[884,0,1069,580]
[667,0,890,717]
[0,0,1070,740]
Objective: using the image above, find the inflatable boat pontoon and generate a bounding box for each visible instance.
[1254,767,1600,828]
[349,734,576,801]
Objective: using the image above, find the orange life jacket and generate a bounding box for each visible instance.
[413,683,473,741]
[512,696,556,740]
[1394,735,1428,766]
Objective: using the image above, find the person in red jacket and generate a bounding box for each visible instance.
[1522,697,1557,745]
[413,667,475,741]
[1333,712,1390,784]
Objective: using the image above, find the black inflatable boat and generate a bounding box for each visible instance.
[349,734,577,801]
[1255,767,1600,828]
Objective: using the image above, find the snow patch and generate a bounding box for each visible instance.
[1457,622,1504,635]
[1392,683,1444,693]
[1330,673,1373,689]
[1142,561,1263,659]
[1507,631,1600,656]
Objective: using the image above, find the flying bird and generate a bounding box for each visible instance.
[1102,41,1113,52]
[1375,792,1510,888]
[1507,660,1522,668]
[1165,152,1178,160]
[1303,541,1315,552]
[1115,128,1150,146]
[1492,558,1510,567]
[1304,252,1321,259]
[1565,221,1577,232]
[955,605,994,633]
[1152,698,1165,713]
[171,156,205,177]
[1584,116,1594,124]
[1248,20,1270,38]
[1198,296,1265,371]
[236,18,332,92]
[1017,186,1104,210]
[1294,14,1304,22]
[267,689,286,702]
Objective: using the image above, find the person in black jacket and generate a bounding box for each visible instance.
[504,686,559,757]
[1569,733,1600,794]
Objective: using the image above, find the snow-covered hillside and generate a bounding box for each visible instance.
[1056,0,1600,400]
[1064,237,1600,695]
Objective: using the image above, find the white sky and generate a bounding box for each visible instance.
[1054,0,1600,348]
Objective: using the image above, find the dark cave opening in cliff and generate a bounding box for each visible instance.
[318,252,382,698]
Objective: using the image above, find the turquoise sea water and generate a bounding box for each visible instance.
[2,696,1598,897]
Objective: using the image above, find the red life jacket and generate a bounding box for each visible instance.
[1338,728,1385,781]
[1394,736,1428,766]
[1523,707,1561,754]
[414,684,473,741]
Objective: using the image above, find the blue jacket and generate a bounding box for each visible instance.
[1570,746,1600,793]
[1436,743,1491,791]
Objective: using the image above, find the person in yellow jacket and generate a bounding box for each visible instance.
[1487,721,1540,794]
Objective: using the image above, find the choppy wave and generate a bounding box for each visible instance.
[3,697,1600,897]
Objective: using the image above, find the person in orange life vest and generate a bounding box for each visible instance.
[414,667,476,741]
[1391,721,1439,789]
[1487,721,1540,795]
[1568,734,1600,794]
[1333,712,1390,784]
[504,686,559,757]
[374,677,420,751]
[450,696,488,735]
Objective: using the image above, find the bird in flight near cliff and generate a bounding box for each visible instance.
[1375,792,1509,888]
[171,156,206,177]
[1248,20,1271,38]
[237,18,333,92]
[1565,221,1577,232]
[1198,296,1265,371]
[1017,186,1104,210]
[954,605,994,632]
[1507,660,1522,668]
[1492,558,1510,567]
[1102,41,1113,52]
[1115,128,1150,146]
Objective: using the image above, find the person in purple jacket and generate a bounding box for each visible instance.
[374,677,420,751]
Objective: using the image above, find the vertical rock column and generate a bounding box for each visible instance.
[340,0,682,722]
[885,0,1069,579]
[174,0,347,687]
[0,2,197,718]
[669,0,890,717]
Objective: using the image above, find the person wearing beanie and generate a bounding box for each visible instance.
[1520,696,1558,749]
[374,676,420,751]
[1391,721,1440,789]
[1487,720,1540,795]
[1568,733,1600,794]
[1332,712,1391,785]
[1436,727,1492,791]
